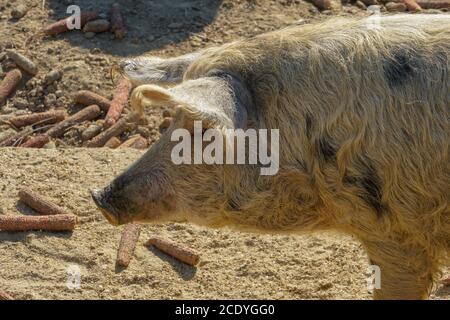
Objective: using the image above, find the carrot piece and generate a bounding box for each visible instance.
[6,50,38,76]
[20,134,50,148]
[116,224,141,267]
[0,289,14,300]
[86,113,138,147]
[104,137,121,148]
[44,11,98,36]
[400,0,422,11]
[416,0,448,8]
[46,105,101,138]
[9,110,65,128]
[104,78,132,128]
[110,3,125,39]
[73,90,111,112]
[0,214,77,232]
[145,236,200,266]
[119,134,148,149]
[0,126,33,147]
[441,275,450,286]
[18,188,68,215]
[310,0,332,10]
[0,69,22,106]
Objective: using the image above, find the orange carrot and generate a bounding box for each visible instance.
[86,113,138,147]
[145,236,200,266]
[20,134,50,148]
[116,224,141,267]
[18,188,68,216]
[0,69,22,106]
[416,0,449,8]
[119,134,148,149]
[104,136,121,148]
[0,289,14,300]
[110,3,125,39]
[44,11,98,36]
[104,78,132,128]
[0,214,77,232]
[0,126,33,147]
[6,50,38,76]
[400,0,422,10]
[441,275,450,286]
[46,105,101,138]
[73,90,111,112]
[9,110,65,128]
[311,0,332,10]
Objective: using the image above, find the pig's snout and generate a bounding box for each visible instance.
[91,188,121,226]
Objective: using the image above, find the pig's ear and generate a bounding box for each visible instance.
[172,74,250,130]
[130,84,182,117]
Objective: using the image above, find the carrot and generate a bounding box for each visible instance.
[18,188,68,216]
[46,105,101,138]
[0,126,33,147]
[119,134,148,149]
[104,137,121,148]
[110,3,125,39]
[145,236,200,266]
[400,0,422,10]
[9,110,65,128]
[0,69,22,106]
[6,50,39,76]
[20,134,50,148]
[44,11,98,36]
[104,78,132,128]
[83,19,110,33]
[441,275,450,286]
[0,214,77,232]
[86,113,138,147]
[116,224,141,267]
[0,289,14,300]
[310,0,332,10]
[73,90,111,112]
[81,123,102,141]
[416,0,449,8]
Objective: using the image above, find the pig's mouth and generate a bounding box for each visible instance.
[91,189,123,226]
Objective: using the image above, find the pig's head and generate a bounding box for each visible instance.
[92,72,261,227]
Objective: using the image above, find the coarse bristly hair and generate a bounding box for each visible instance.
[118,14,450,299]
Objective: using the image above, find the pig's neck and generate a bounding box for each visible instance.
[222,166,336,233]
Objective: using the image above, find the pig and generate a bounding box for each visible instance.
[92,14,450,299]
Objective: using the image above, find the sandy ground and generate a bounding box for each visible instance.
[0,148,448,300]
